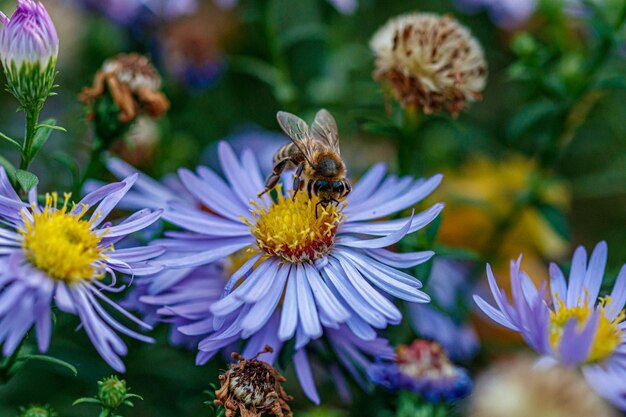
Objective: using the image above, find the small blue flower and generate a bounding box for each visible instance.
[368,339,472,402]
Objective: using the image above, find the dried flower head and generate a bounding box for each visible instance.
[469,356,618,417]
[215,345,292,417]
[370,13,487,116]
[80,53,170,124]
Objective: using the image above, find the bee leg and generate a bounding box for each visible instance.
[259,158,291,197]
[307,179,313,200]
[344,181,352,198]
[292,163,305,200]
[315,200,323,219]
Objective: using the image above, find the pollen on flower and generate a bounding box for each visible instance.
[549,298,625,363]
[245,187,345,263]
[20,192,108,284]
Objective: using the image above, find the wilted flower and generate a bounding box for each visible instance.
[408,259,479,361]
[370,12,487,116]
[368,339,472,402]
[157,1,235,90]
[109,117,161,168]
[454,0,537,29]
[0,168,164,371]
[215,345,292,417]
[79,53,169,137]
[17,404,57,417]
[0,0,59,107]
[469,356,617,417]
[474,242,626,410]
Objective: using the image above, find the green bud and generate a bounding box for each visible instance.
[17,404,58,417]
[97,375,128,410]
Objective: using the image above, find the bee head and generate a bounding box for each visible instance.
[313,179,348,199]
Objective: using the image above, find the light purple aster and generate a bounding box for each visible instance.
[474,241,626,410]
[154,141,441,345]
[454,0,537,29]
[0,168,164,372]
[409,259,479,361]
[104,141,442,402]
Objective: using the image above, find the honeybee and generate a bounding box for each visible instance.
[260,109,351,214]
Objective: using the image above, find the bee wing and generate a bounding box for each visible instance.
[276,111,316,166]
[311,108,341,155]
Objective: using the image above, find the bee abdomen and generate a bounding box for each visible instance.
[274,142,304,165]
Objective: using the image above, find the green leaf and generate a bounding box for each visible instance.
[15,170,39,193]
[72,397,102,406]
[537,203,570,241]
[507,101,559,140]
[0,131,21,150]
[592,73,626,90]
[0,155,17,184]
[30,118,62,160]
[19,353,78,376]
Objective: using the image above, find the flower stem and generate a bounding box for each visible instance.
[0,339,26,385]
[398,107,420,176]
[20,106,41,171]
[74,135,106,196]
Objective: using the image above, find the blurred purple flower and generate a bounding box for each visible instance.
[409,259,479,361]
[74,0,197,25]
[213,0,357,14]
[454,0,537,29]
[201,129,286,175]
[368,339,472,402]
[474,242,626,410]
[0,169,164,372]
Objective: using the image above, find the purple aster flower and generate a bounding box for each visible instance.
[109,138,441,401]
[74,0,197,25]
[474,241,626,410]
[0,0,58,105]
[454,0,537,29]
[367,339,472,402]
[156,141,441,345]
[409,259,479,361]
[0,168,164,372]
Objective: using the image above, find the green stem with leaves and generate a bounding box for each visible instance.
[553,0,626,159]
[20,106,42,171]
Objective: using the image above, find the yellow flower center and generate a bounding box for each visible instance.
[549,298,625,364]
[20,193,108,284]
[245,187,345,263]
